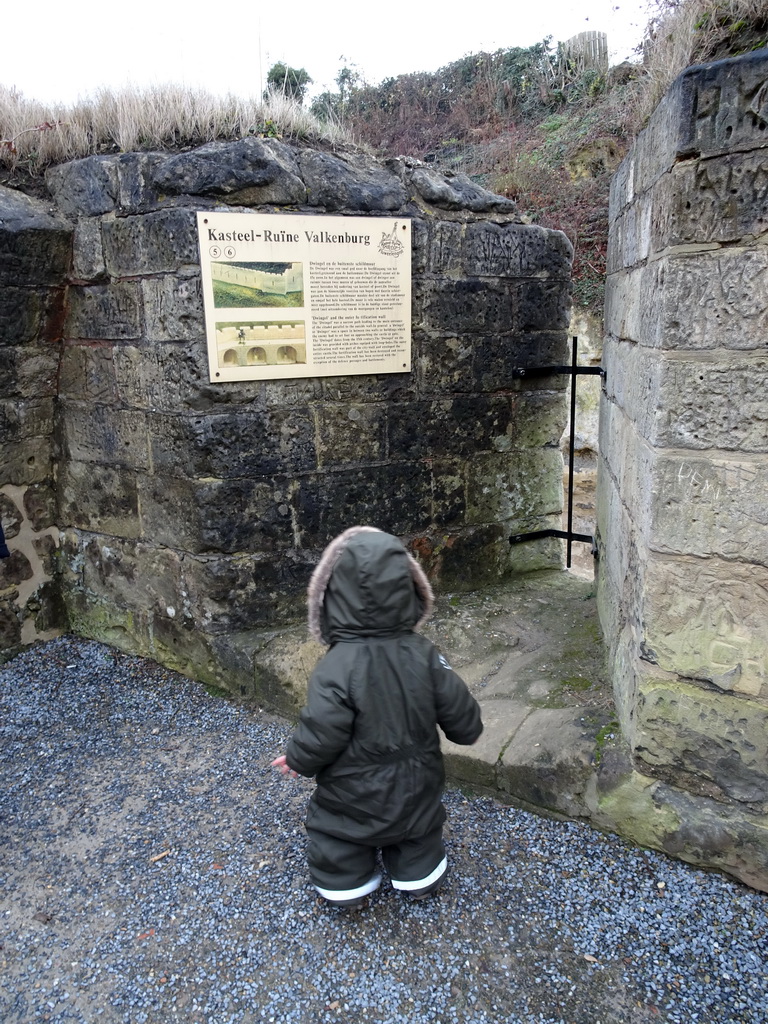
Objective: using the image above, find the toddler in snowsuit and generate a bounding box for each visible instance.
[272,526,483,906]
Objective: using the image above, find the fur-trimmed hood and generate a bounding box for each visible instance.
[307,526,434,645]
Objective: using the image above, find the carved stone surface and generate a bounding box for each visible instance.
[141,274,205,342]
[642,556,768,699]
[102,209,199,277]
[606,250,768,350]
[650,455,768,565]
[603,344,768,452]
[635,674,768,807]
[652,152,768,249]
[675,49,768,160]
[600,49,768,886]
[45,156,118,218]
[66,283,142,340]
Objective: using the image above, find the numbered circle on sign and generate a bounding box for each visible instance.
[209,245,221,259]
[224,246,236,259]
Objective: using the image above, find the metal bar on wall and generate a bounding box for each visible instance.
[509,338,605,568]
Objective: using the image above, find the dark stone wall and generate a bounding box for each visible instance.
[0,189,71,656]
[1,140,572,700]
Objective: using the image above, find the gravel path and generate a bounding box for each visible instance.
[2,636,767,1024]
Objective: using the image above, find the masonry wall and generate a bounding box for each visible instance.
[596,50,768,889]
[0,140,573,706]
[0,190,71,651]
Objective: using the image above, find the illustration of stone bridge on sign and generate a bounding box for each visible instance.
[215,321,307,367]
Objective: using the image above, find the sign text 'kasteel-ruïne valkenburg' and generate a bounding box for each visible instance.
[197,213,411,382]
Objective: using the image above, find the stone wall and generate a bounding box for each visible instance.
[596,50,768,889]
[0,140,573,704]
[0,190,71,651]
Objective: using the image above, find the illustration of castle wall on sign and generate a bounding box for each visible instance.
[211,261,304,306]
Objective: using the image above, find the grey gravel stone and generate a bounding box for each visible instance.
[1,635,767,1024]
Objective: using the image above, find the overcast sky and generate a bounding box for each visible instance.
[5,0,653,107]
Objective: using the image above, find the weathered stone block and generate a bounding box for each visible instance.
[240,626,324,709]
[412,220,570,278]
[0,187,72,284]
[116,152,169,213]
[141,274,204,341]
[0,492,23,537]
[137,474,295,554]
[59,461,140,537]
[182,550,313,632]
[63,584,150,655]
[443,700,531,790]
[102,209,199,277]
[32,533,59,577]
[596,453,643,704]
[62,403,150,470]
[149,408,316,479]
[606,191,652,273]
[598,398,658,542]
[466,449,563,526]
[388,395,521,460]
[642,556,768,699]
[405,164,517,214]
[0,437,53,486]
[296,463,432,545]
[72,218,106,281]
[66,283,142,340]
[413,219,462,275]
[608,151,634,222]
[74,533,186,620]
[430,461,466,526]
[604,265,644,344]
[652,151,768,250]
[45,156,118,218]
[316,402,387,467]
[418,278,570,334]
[500,707,606,817]
[299,149,406,211]
[603,343,768,452]
[0,598,22,651]
[0,347,58,401]
[423,520,562,584]
[112,344,256,413]
[0,550,33,587]
[675,50,768,161]
[318,372,415,404]
[0,398,55,443]
[458,222,572,279]
[58,345,119,404]
[626,73,688,198]
[32,579,66,634]
[635,674,768,807]
[153,138,307,204]
[512,392,568,448]
[23,483,57,530]
[651,456,768,565]
[474,332,570,393]
[652,249,768,351]
[0,286,47,347]
[416,334,475,394]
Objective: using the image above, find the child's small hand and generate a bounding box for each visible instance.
[271,755,298,778]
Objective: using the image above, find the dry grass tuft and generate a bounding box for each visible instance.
[637,0,768,126]
[0,84,350,172]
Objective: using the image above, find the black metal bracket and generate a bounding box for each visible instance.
[509,337,604,569]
